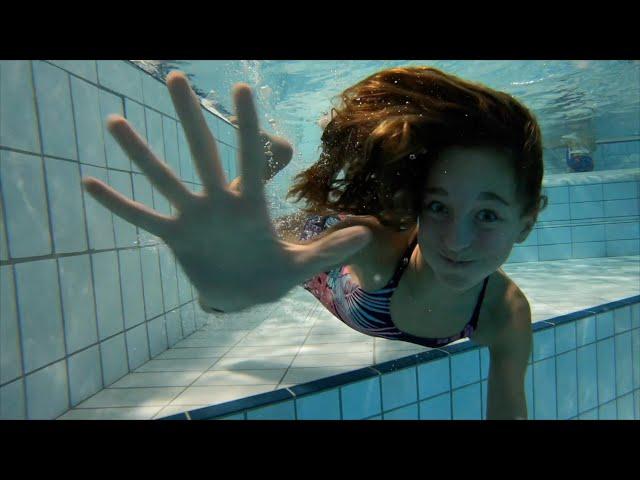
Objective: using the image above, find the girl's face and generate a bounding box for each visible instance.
[417,146,534,292]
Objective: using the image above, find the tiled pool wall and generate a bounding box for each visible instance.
[163,298,639,420]
[0,60,239,419]
[507,169,639,264]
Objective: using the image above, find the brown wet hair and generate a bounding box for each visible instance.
[286,66,548,230]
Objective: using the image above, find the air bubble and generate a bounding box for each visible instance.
[409,154,416,160]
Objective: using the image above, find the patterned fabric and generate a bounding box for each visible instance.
[301,214,489,347]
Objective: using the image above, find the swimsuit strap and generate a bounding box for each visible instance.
[386,231,419,289]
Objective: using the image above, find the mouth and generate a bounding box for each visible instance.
[439,253,474,267]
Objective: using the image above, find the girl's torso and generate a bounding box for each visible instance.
[301,214,520,348]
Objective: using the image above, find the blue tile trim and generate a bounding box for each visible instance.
[158,412,188,420]
[532,321,555,332]
[543,296,640,327]
[290,367,380,397]
[184,388,294,420]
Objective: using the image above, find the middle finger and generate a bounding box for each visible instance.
[167,71,226,196]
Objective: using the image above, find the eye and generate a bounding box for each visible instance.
[477,210,499,223]
[427,201,500,223]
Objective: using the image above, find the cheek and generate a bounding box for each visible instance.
[475,229,515,257]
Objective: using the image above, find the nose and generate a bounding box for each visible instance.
[441,220,473,254]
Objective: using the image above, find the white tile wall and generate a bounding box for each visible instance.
[92,251,124,340]
[108,170,138,248]
[247,400,296,420]
[141,74,175,117]
[533,328,555,361]
[555,322,576,355]
[295,389,341,419]
[32,61,77,161]
[450,350,481,389]
[539,244,572,261]
[148,316,168,357]
[158,245,179,311]
[0,61,223,418]
[452,383,482,419]
[508,245,538,263]
[579,409,598,420]
[533,357,557,419]
[556,350,578,419]
[571,224,605,243]
[124,98,147,175]
[45,158,88,253]
[81,164,115,250]
[177,261,192,305]
[0,200,8,261]
[99,90,128,171]
[166,310,183,346]
[607,239,640,256]
[417,357,450,399]
[570,201,604,220]
[616,393,635,419]
[542,186,569,204]
[97,61,143,103]
[0,378,26,419]
[605,199,639,217]
[140,246,164,319]
[380,367,418,412]
[67,345,103,406]
[58,255,98,354]
[577,344,598,413]
[0,265,22,384]
[603,181,638,200]
[596,338,616,404]
[25,359,68,419]
[570,184,603,203]
[340,377,381,420]
[596,311,614,340]
[14,259,65,373]
[70,76,106,167]
[573,242,606,258]
[1,150,52,257]
[1,61,39,151]
[576,315,596,346]
[598,401,617,419]
[538,226,571,245]
[384,403,419,420]
[419,393,451,419]
[49,61,97,83]
[538,204,570,222]
[632,328,640,391]
[181,304,196,336]
[479,347,490,380]
[126,323,150,370]
[100,333,128,386]
[614,332,633,396]
[614,306,632,334]
[525,367,534,419]
[118,249,146,329]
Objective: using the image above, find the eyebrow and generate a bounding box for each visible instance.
[425,187,511,207]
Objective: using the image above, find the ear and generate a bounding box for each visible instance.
[515,217,535,244]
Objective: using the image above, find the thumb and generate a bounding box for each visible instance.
[295,226,373,281]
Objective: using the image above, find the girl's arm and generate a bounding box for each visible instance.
[486,295,533,420]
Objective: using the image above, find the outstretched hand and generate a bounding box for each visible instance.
[82,72,373,312]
